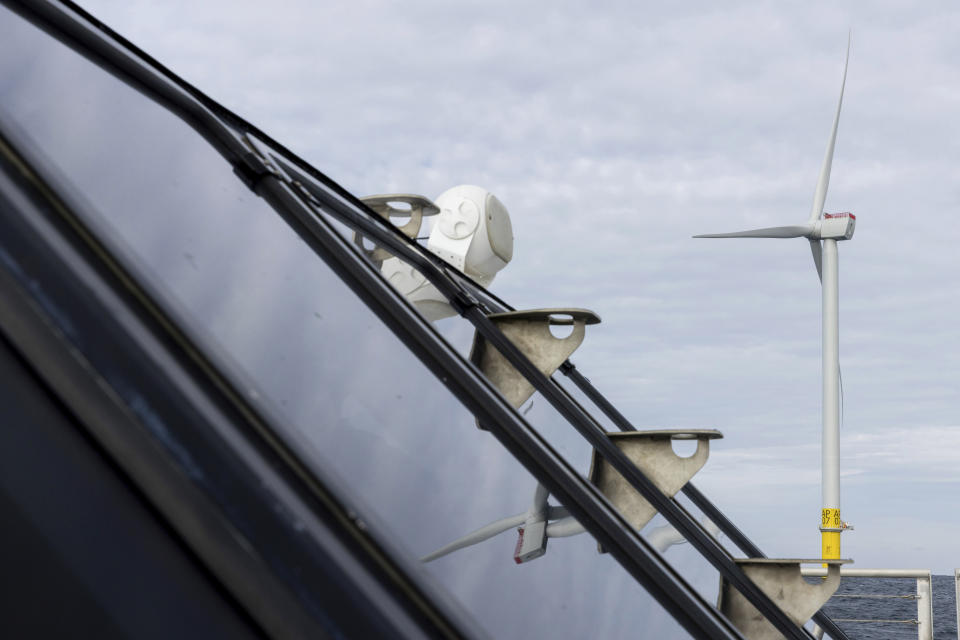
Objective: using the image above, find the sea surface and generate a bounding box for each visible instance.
[819,575,957,639]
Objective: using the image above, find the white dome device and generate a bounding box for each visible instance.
[377,185,514,321]
[427,185,514,288]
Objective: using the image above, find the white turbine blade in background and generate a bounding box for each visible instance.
[647,524,688,553]
[546,516,586,538]
[809,33,851,223]
[421,504,571,562]
[694,224,812,239]
[647,517,722,553]
[421,512,526,562]
[809,238,823,281]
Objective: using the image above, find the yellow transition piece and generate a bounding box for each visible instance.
[821,508,842,560]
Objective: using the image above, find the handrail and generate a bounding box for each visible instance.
[801,568,933,640]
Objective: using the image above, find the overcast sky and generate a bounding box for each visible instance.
[77,0,960,581]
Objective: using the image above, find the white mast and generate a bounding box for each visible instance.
[820,236,842,558]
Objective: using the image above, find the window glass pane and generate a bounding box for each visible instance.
[0,8,696,638]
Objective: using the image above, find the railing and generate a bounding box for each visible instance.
[801,568,932,640]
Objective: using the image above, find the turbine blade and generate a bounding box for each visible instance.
[809,238,823,281]
[546,516,586,538]
[647,516,719,553]
[421,512,526,562]
[647,524,687,553]
[809,33,850,223]
[694,224,812,239]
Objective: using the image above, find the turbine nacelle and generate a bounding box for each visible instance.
[819,212,856,240]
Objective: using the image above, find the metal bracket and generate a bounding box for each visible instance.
[588,430,722,549]
[353,194,439,267]
[360,194,439,238]
[719,559,850,639]
[469,309,601,428]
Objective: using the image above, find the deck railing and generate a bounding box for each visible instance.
[801,568,933,640]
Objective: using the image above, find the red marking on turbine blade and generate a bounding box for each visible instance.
[513,528,525,564]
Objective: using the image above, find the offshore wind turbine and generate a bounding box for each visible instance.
[694,38,854,561]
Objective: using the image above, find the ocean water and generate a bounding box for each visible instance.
[819,575,957,639]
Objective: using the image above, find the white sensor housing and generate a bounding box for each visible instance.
[427,185,514,287]
[379,185,514,322]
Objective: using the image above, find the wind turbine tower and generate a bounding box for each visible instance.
[695,39,853,561]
